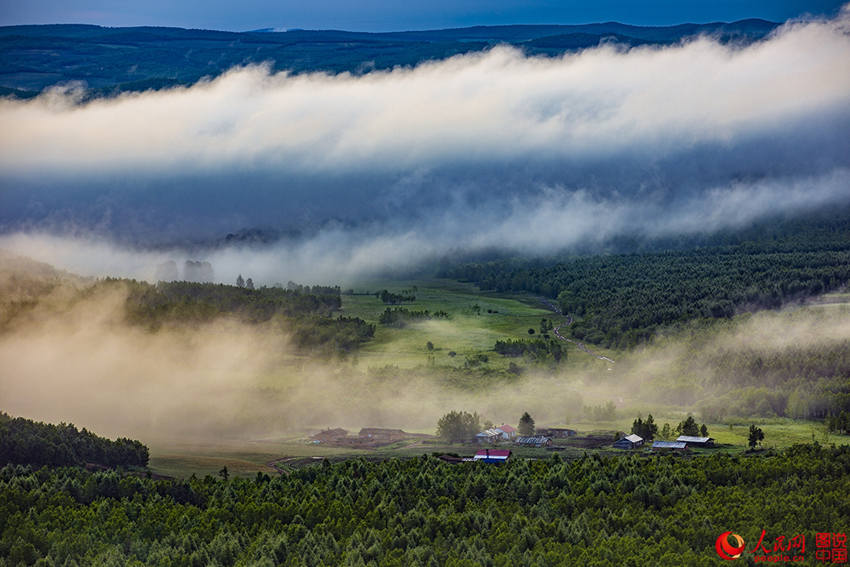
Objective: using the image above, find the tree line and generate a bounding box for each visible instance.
[377,290,416,305]
[378,308,449,327]
[93,279,374,354]
[631,414,709,441]
[691,340,850,424]
[0,412,148,469]
[494,338,564,363]
[1,443,847,565]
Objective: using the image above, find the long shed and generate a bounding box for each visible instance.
[473,449,511,464]
[651,441,687,451]
[676,435,714,447]
[613,434,644,450]
[515,436,552,448]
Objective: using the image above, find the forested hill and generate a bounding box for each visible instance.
[0,261,375,352]
[1,444,847,565]
[0,412,148,468]
[0,19,776,98]
[115,279,342,325]
[102,279,376,352]
[443,216,850,349]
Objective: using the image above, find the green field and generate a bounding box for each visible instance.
[147,438,367,478]
[146,417,850,478]
[340,278,615,371]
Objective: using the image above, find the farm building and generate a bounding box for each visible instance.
[651,441,687,451]
[515,436,552,448]
[436,454,467,464]
[613,434,644,450]
[311,428,348,443]
[358,428,407,442]
[473,449,511,464]
[496,424,518,439]
[476,428,503,444]
[676,435,715,447]
[536,428,577,438]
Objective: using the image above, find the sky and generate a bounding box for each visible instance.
[1,5,850,285]
[0,0,846,31]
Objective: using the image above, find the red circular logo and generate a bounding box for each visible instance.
[716,532,746,560]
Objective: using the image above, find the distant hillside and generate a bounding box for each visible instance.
[0,250,90,330]
[0,411,149,468]
[0,255,376,353]
[443,210,850,349]
[0,19,777,97]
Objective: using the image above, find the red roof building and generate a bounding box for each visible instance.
[473,449,511,464]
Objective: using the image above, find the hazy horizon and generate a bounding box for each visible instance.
[1,1,845,32]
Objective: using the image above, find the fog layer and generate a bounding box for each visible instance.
[1,274,847,440]
[1,11,849,282]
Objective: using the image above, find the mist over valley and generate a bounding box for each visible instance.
[1,6,850,565]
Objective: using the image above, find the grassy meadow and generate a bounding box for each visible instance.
[340,278,615,372]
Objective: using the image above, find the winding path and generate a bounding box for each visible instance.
[540,298,616,364]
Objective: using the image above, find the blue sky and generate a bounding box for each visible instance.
[0,0,846,31]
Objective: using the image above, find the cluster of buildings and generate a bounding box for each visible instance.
[613,434,715,451]
[474,424,517,443]
[474,424,578,449]
[462,432,715,464]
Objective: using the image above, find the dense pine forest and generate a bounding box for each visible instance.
[443,215,850,349]
[118,280,375,353]
[687,339,850,424]
[1,445,848,566]
[0,413,148,469]
[118,280,344,325]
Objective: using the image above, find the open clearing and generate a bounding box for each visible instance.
[341,278,616,371]
[147,418,850,478]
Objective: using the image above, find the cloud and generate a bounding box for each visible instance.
[1,10,849,279]
[0,168,846,285]
[2,20,849,174]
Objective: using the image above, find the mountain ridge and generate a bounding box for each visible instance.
[0,19,778,98]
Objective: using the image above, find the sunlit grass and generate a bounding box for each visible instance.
[342,278,614,371]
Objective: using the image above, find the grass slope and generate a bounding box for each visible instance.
[340,278,614,371]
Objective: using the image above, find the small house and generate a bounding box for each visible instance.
[475,429,502,444]
[613,434,644,450]
[473,449,511,464]
[496,424,518,439]
[515,436,552,448]
[675,435,714,447]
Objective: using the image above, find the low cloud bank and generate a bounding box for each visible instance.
[1,9,849,281]
[1,168,847,285]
